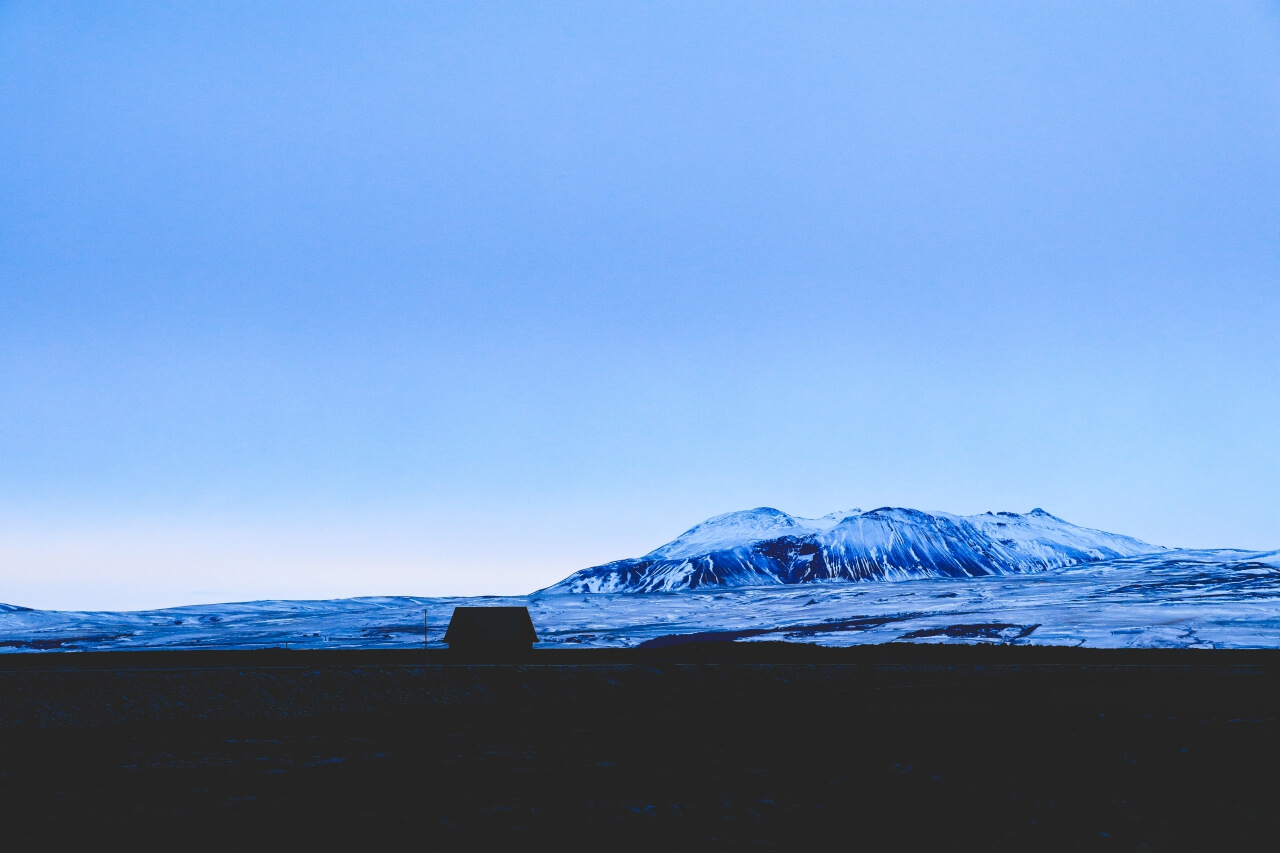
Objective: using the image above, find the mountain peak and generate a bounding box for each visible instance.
[543,505,1163,594]
[643,507,804,561]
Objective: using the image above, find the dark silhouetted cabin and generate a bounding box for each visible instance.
[443,606,538,661]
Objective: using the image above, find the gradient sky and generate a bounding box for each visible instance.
[2,1,1279,610]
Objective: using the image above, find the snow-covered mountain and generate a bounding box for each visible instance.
[541,507,1162,593]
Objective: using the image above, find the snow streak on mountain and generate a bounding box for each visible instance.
[542,507,1162,593]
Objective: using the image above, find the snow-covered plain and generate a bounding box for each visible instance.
[3,549,1280,651]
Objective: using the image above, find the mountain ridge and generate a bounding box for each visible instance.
[541,506,1163,594]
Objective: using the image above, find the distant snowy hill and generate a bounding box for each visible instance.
[541,507,1162,593]
[5,548,1279,652]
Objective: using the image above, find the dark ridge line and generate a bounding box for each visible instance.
[4,643,1280,672]
[637,614,917,648]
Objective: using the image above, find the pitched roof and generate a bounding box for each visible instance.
[443,606,539,645]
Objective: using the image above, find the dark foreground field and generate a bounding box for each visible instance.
[1,645,1278,849]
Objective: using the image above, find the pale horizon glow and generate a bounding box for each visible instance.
[2,2,1279,610]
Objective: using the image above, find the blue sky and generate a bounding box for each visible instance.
[2,2,1278,609]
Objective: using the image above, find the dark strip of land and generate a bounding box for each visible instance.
[1,644,1278,848]
[3,641,1280,671]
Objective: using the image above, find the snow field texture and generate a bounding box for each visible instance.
[3,549,1279,652]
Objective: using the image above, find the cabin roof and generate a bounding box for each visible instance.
[443,606,539,645]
